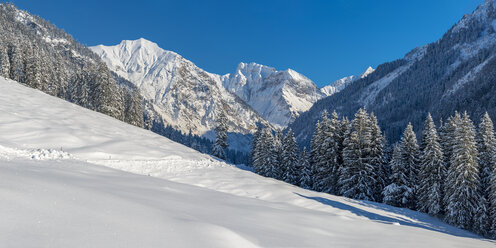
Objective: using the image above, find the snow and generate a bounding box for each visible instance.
[91,41,324,129]
[320,66,375,97]
[0,77,493,247]
[90,39,266,142]
[223,62,324,127]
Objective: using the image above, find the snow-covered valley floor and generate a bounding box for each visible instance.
[0,78,494,247]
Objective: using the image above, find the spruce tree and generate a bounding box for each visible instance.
[418,113,445,216]
[281,129,300,184]
[299,148,312,189]
[317,111,341,193]
[0,41,10,78]
[254,126,277,177]
[212,110,229,160]
[383,144,412,207]
[476,112,495,236]
[490,156,496,237]
[339,108,376,201]
[444,112,480,230]
[273,130,284,180]
[399,123,420,209]
[477,112,496,201]
[250,125,262,167]
[369,113,387,201]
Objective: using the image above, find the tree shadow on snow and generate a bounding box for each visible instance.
[295,192,493,242]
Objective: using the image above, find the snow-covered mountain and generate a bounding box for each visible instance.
[320,66,375,97]
[0,77,492,247]
[91,40,330,130]
[291,0,496,145]
[90,39,266,138]
[222,62,324,127]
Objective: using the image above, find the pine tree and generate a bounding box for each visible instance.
[24,44,42,89]
[311,111,330,191]
[0,41,10,78]
[272,129,284,180]
[316,111,341,193]
[399,123,420,209]
[250,125,262,166]
[281,129,300,184]
[310,120,322,190]
[253,126,277,177]
[477,112,496,201]
[417,113,445,216]
[212,109,228,160]
[339,108,376,201]
[8,43,23,82]
[123,88,145,128]
[89,63,124,120]
[473,195,490,237]
[383,144,413,207]
[490,155,496,237]
[369,113,387,201]
[444,112,480,229]
[475,112,495,236]
[299,148,312,189]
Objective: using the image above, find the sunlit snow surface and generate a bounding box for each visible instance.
[0,78,493,247]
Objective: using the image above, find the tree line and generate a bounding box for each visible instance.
[251,108,496,238]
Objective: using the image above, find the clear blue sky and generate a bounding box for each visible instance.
[12,0,482,87]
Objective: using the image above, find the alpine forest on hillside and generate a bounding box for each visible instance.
[250,109,496,239]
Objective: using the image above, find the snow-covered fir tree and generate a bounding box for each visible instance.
[281,129,300,184]
[310,111,327,191]
[272,129,285,180]
[0,41,9,78]
[417,113,445,216]
[253,126,277,177]
[477,112,496,201]
[383,123,418,208]
[439,112,461,181]
[250,125,262,166]
[473,195,490,237]
[475,112,495,236]
[369,113,387,201]
[299,148,312,189]
[444,112,480,230]
[339,108,376,201]
[315,111,341,193]
[383,143,413,207]
[212,109,229,160]
[399,123,420,209]
[490,155,496,237]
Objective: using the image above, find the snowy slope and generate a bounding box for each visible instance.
[90,39,266,137]
[223,62,324,127]
[320,66,375,97]
[0,78,493,247]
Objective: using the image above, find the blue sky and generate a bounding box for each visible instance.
[13,0,482,87]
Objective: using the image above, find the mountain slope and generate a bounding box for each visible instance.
[90,39,266,138]
[0,3,143,127]
[222,62,324,127]
[320,66,375,97]
[0,77,492,248]
[291,0,496,145]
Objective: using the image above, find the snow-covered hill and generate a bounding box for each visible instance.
[223,62,324,127]
[320,66,375,97]
[90,39,266,137]
[0,78,493,247]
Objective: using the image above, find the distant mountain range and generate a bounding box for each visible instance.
[90,39,370,136]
